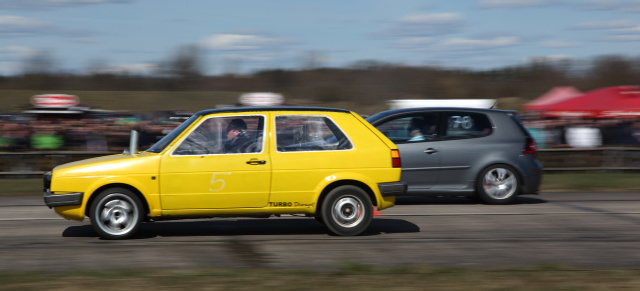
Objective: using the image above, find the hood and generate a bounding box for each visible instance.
[53,152,161,177]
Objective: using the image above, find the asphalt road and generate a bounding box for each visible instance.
[2,192,640,272]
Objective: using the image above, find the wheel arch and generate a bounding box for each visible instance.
[85,183,150,219]
[316,180,376,217]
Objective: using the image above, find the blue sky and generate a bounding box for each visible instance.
[0,0,639,75]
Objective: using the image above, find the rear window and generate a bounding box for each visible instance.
[275,115,353,152]
[442,112,493,139]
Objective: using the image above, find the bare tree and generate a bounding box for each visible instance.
[158,45,205,90]
[21,50,56,75]
[588,55,637,88]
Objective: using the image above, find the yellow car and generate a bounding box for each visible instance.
[44,107,406,239]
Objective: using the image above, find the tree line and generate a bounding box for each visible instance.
[1,50,638,106]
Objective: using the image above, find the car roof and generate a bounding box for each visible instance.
[367,107,516,121]
[194,106,351,117]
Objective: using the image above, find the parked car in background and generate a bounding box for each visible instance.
[44,107,405,239]
[367,107,542,204]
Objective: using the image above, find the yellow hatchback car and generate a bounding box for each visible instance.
[44,107,406,239]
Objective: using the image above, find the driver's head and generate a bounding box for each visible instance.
[226,118,247,140]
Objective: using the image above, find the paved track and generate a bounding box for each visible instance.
[1,192,640,271]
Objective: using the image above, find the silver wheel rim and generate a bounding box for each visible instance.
[331,195,365,228]
[482,168,517,200]
[95,193,139,236]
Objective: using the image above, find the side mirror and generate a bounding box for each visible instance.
[123,130,139,155]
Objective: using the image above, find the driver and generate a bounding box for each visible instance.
[224,118,253,153]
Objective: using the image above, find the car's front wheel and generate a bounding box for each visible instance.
[89,188,144,240]
[321,185,373,236]
[477,164,520,205]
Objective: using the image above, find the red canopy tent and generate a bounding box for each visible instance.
[539,86,640,118]
[522,86,582,112]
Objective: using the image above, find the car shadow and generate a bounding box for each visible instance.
[62,217,420,239]
[395,195,547,205]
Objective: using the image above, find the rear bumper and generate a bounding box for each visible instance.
[378,182,407,197]
[521,160,543,194]
[43,191,84,208]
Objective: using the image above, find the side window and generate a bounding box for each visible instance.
[275,115,352,152]
[374,113,438,143]
[443,112,492,139]
[174,115,264,155]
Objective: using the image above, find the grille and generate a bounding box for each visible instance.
[43,171,52,192]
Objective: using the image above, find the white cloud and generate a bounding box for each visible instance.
[581,0,640,12]
[540,39,580,48]
[0,15,51,35]
[581,0,623,10]
[525,55,573,63]
[0,46,37,57]
[571,19,636,30]
[600,34,640,41]
[398,13,462,25]
[385,13,464,37]
[623,0,640,12]
[0,0,128,9]
[433,36,520,51]
[393,37,434,49]
[572,20,640,42]
[477,0,555,9]
[613,25,640,34]
[200,33,290,51]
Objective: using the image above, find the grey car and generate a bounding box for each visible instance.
[367,107,542,204]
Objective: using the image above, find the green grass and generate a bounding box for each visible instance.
[1,265,640,290]
[0,178,42,196]
[3,173,638,196]
[540,173,640,192]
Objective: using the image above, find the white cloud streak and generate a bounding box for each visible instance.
[571,19,636,30]
[540,40,580,48]
[0,15,51,35]
[384,13,464,37]
[433,36,520,51]
[200,33,292,51]
[0,0,129,9]
[477,0,556,9]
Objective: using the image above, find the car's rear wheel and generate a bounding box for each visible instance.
[321,185,372,236]
[477,164,520,205]
[89,188,144,240]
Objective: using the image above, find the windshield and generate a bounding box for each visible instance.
[146,114,200,153]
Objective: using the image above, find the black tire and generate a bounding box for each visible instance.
[476,164,520,205]
[89,187,144,240]
[321,185,373,236]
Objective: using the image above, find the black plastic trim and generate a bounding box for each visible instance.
[43,191,84,208]
[378,182,407,197]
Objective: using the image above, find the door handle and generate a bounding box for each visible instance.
[246,160,266,165]
[424,148,438,154]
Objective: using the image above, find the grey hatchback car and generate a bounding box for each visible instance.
[367,107,542,204]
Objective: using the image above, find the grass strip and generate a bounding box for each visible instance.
[1,264,640,290]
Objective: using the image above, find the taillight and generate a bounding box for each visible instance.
[522,137,538,155]
[391,149,402,167]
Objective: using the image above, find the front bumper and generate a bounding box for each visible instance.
[43,191,84,208]
[378,182,407,197]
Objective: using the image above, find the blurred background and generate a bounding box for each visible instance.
[0,0,639,173]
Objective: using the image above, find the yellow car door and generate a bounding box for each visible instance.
[159,114,271,210]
